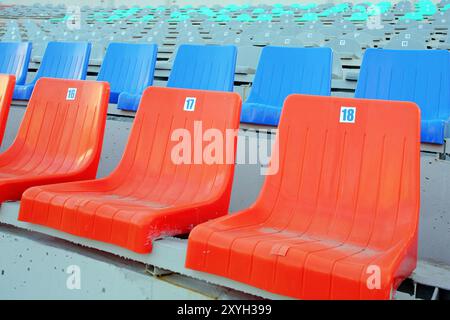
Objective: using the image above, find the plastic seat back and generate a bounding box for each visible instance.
[355,49,450,143]
[296,32,326,46]
[0,42,32,85]
[185,94,420,300]
[327,37,362,59]
[167,44,237,92]
[108,86,241,209]
[96,42,158,103]
[247,47,332,107]
[0,75,15,146]
[255,94,420,251]
[1,78,109,184]
[31,41,91,84]
[384,37,427,50]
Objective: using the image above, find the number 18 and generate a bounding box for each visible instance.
[340,107,356,123]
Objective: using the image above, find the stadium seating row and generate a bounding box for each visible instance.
[0,41,237,111]
[2,1,449,75]
[5,16,449,59]
[2,1,448,27]
[0,75,419,300]
[4,14,449,71]
[0,0,450,49]
[1,41,449,144]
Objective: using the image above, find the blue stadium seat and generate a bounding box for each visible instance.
[97,43,158,111]
[0,42,32,86]
[13,42,91,100]
[355,49,450,145]
[118,44,237,112]
[240,46,333,126]
[167,44,237,91]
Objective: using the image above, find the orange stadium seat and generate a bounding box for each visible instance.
[0,78,109,203]
[0,74,15,147]
[19,87,242,254]
[186,94,421,300]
